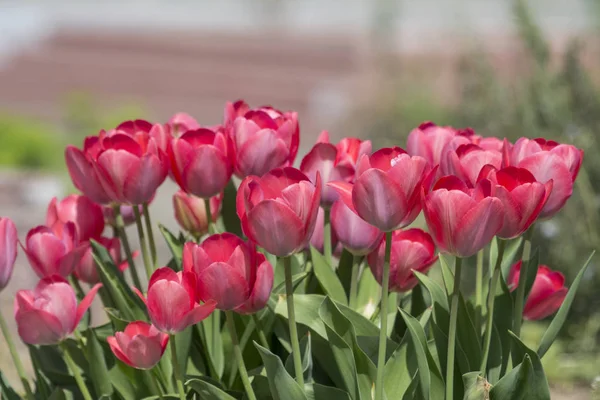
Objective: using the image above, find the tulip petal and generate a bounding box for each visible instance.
[123,154,167,205]
[15,309,66,345]
[74,283,102,330]
[236,129,290,177]
[181,300,217,330]
[197,262,249,310]
[181,146,232,198]
[147,281,192,333]
[236,259,274,314]
[65,146,111,204]
[0,218,18,289]
[453,197,504,257]
[108,335,133,366]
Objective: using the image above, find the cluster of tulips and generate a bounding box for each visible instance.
[0,101,591,400]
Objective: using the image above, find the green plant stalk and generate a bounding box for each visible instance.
[513,227,534,337]
[323,207,332,263]
[475,249,484,337]
[147,369,164,399]
[0,310,34,400]
[226,311,258,400]
[134,205,153,281]
[143,203,158,268]
[169,335,187,400]
[375,231,393,400]
[480,239,506,373]
[349,254,361,310]
[60,341,93,400]
[204,197,216,235]
[251,313,270,349]
[284,257,305,388]
[445,256,463,400]
[113,204,143,289]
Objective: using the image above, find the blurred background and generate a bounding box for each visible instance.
[0,0,599,397]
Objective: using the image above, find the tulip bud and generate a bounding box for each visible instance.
[440,144,502,187]
[329,198,382,256]
[75,237,131,284]
[46,194,105,241]
[108,321,169,370]
[173,191,222,238]
[0,217,18,291]
[407,121,471,168]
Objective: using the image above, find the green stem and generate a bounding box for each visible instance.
[480,239,506,374]
[143,203,158,269]
[0,310,34,400]
[60,341,93,400]
[284,257,305,388]
[474,249,484,338]
[513,227,534,337]
[323,207,332,263]
[134,205,153,281]
[349,254,361,310]
[251,313,270,349]
[226,311,258,400]
[113,204,142,289]
[445,257,463,400]
[170,335,187,400]
[374,231,393,400]
[147,369,164,399]
[204,197,215,235]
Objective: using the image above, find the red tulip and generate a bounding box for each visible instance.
[236,167,321,257]
[107,321,169,370]
[173,191,222,238]
[307,207,342,256]
[169,128,233,199]
[0,217,18,291]
[225,102,299,178]
[75,237,133,284]
[440,143,502,187]
[508,262,567,320]
[183,233,274,313]
[367,229,438,292]
[300,131,371,206]
[65,119,168,205]
[407,122,472,167]
[14,276,101,345]
[46,195,105,242]
[422,176,504,257]
[22,224,85,278]
[136,267,216,334]
[337,147,431,232]
[508,137,583,218]
[103,204,143,227]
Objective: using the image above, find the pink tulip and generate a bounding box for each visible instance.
[22,224,85,278]
[407,121,472,167]
[75,237,133,284]
[440,143,503,187]
[307,207,342,256]
[169,128,233,199]
[0,218,18,291]
[223,100,250,128]
[65,119,168,205]
[300,131,371,206]
[14,276,101,345]
[422,176,504,258]
[136,267,216,334]
[46,195,105,242]
[367,229,438,292]
[107,321,169,370]
[183,233,274,313]
[103,204,144,227]
[507,137,583,218]
[236,167,321,257]
[225,101,299,178]
[508,262,567,320]
[168,112,201,136]
[173,191,222,238]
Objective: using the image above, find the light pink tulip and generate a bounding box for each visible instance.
[0,217,18,290]
[108,321,169,370]
[46,194,105,241]
[440,143,502,187]
[173,191,222,238]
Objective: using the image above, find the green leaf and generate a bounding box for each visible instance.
[491,269,514,377]
[508,332,550,400]
[456,294,482,371]
[200,311,224,379]
[462,372,491,400]
[254,343,308,400]
[187,378,236,400]
[222,179,243,237]
[93,322,115,342]
[489,355,533,400]
[105,308,129,332]
[431,322,470,380]
[108,362,139,400]
[354,266,381,319]
[175,326,194,375]
[521,249,540,301]
[158,224,184,270]
[0,370,21,400]
[499,237,524,279]
[486,324,503,384]
[285,332,313,382]
[537,251,595,358]
[384,332,418,398]
[438,254,455,294]
[410,284,428,319]
[336,249,356,297]
[305,383,352,400]
[310,246,348,304]
[414,271,449,325]
[84,329,113,397]
[29,345,74,386]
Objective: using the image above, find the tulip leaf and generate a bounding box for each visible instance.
[486,324,503,384]
[521,249,540,301]
[84,329,113,397]
[456,294,482,371]
[158,224,183,270]
[310,246,348,305]
[354,266,381,319]
[491,268,514,377]
[105,308,129,332]
[384,331,419,398]
[414,271,450,333]
[438,254,455,294]
[488,237,523,279]
[431,322,470,380]
[305,383,352,400]
[507,332,550,399]
[285,332,313,382]
[489,354,533,400]
[462,372,491,400]
[336,249,355,297]
[199,312,225,379]
[222,179,243,237]
[29,345,75,386]
[108,361,139,400]
[0,371,21,400]
[186,378,237,400]
[93,322,115,342]
[254,342,308,400]
[537,251,595,358]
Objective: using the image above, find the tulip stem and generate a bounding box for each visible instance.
[284,257,305,388]
[226,311,258,400]
[323,207,332,263]
[169,335,187,400]
[134,205,153,281]
[349,254,361,310]
[60,341,93,400]
[445,257,463,400]
[143,203,158,268]
[147,369,164,399]
[375,231,393,400]
[480,239,506,374]
[204,198,215,235]
[113,205,143,289]
[514,227,534,338]
[0,310,34,400]
[474,249,484,338]
[251,313,270,349]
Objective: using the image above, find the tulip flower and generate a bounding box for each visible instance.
[22,224,85,278]
[225,102,299,178]
[46,194,105,241]
[0,217,18,291]
[422,176,504,258]
[14,276,101,345]
[169,128,233,199]
[308,207,342,256]
[237,167,321,257]
[508,261,567,320]
[103,204,143,227]
[223,100,250,128]
[168,112,201,136]
[440,143,502,187]
[107,321,169,370]
[300,131,371,206]
[173,191,222,238]
[367,229,437,292]
[75,237,133,284]
[183,233,274,313]
[508,137,583,218]
[136,267,216,334]
[65,119,168,205]
[407,121,472,167]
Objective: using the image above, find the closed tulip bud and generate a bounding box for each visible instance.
[46,194,105,242]
[75,237,133,284]
[14,276,101,345]
[422,176,504,258]
[136,267,216,334]
[508,262,567,320]
[407,121,472,167]
[367,229,438,292]
[107,321,169,370]
[440,143,502,187]
[0,217,18,291]
[173,191,222,238]
[184,233,274,313]
[236,167,321,257]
